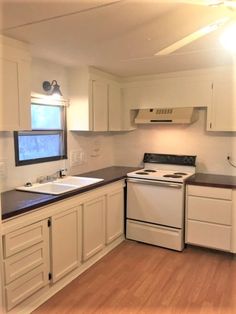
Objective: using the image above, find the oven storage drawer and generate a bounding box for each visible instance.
[187,196,232,225]
[126,219,183,251]
[186,220,231,251]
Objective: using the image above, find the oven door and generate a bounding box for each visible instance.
[127,178,184,228]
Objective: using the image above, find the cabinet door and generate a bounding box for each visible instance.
[0,44,31,131]
[108,84,122,131]
[83,196,105,261]
[208,79,236,131]
[123,76,212,109]
[51,206,81,283]
[92,80,108,131]
[106,188,124,244]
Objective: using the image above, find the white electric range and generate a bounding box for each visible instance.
[126,153,196,251]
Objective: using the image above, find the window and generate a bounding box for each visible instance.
[14,102,67,166]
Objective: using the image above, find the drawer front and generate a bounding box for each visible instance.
[126,219,183,251]
[186,220,231,251]
[5,265,48,311]
[187,185,232,200]
[187,196,232,225]
[4,242,46,285]
[3,220,48,258]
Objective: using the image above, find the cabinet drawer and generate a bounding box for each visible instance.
[186,220,231,251]
[5,265,48,311]
[187,185,232,200]
[4,242,46,285]
[3,220,48,258]
[187,196,232,225]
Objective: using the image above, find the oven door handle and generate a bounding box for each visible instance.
[127,178,182,189]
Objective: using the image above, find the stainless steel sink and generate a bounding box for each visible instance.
[16,176,104,195]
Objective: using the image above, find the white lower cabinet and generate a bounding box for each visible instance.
[83,196,106,261]
[2,219,49,311]
[4,242,46,285]
[185,185,233,252]
[1,180,125,313]
[5,265,48,311]
[51,206,82,283]
[106,188,124,244]
[82,186,125,261]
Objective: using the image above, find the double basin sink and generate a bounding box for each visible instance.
[16,176,104,195]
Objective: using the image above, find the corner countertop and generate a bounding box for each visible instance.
[186,173,236,189]
[1,166,139,221]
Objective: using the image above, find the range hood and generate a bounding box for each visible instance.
[134,107,198,124]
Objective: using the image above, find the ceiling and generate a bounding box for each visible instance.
[0,0,235,77]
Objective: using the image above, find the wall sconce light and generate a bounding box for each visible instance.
[42,80,63,97]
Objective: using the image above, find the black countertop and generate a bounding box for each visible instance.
[2,168,235,221]
[186,173,236,189]
[1,166,139,220]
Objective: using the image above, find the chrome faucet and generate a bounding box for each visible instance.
[59,168,67,178]
[36,169,67,183]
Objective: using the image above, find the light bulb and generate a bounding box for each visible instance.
[220,24,236,53]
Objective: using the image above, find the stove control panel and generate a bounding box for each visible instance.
[143,153,196,166]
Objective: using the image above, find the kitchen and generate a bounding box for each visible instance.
[0,0,236,313]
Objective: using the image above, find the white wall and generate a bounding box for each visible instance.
[0,59,114,192]
[113,109,236,176]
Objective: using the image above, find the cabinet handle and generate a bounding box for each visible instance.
[127,178,182,189]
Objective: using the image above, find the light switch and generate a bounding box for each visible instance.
[0,161,6,178]
[70,150,85,167]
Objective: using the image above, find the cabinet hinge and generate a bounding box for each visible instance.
[47,219,51,227]
[48,273,52,281]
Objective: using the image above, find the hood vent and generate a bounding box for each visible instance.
[135,107,198,124]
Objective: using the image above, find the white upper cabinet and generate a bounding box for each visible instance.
[68,66,126,131]
[207,68,236,132]
[0,36,31,131]
[92,79,108,131]
[108,83,122,131]
[123,73,212,110]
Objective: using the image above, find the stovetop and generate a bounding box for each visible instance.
[127,168,194,183]
[127,153,196,183]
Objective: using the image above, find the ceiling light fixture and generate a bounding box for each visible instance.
[42,80,63,98]
[220,23,236,53]
[155,17,229,56]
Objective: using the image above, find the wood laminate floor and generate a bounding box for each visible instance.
[33,241,236,314]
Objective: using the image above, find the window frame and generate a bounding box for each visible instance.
[14,103,67,166]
